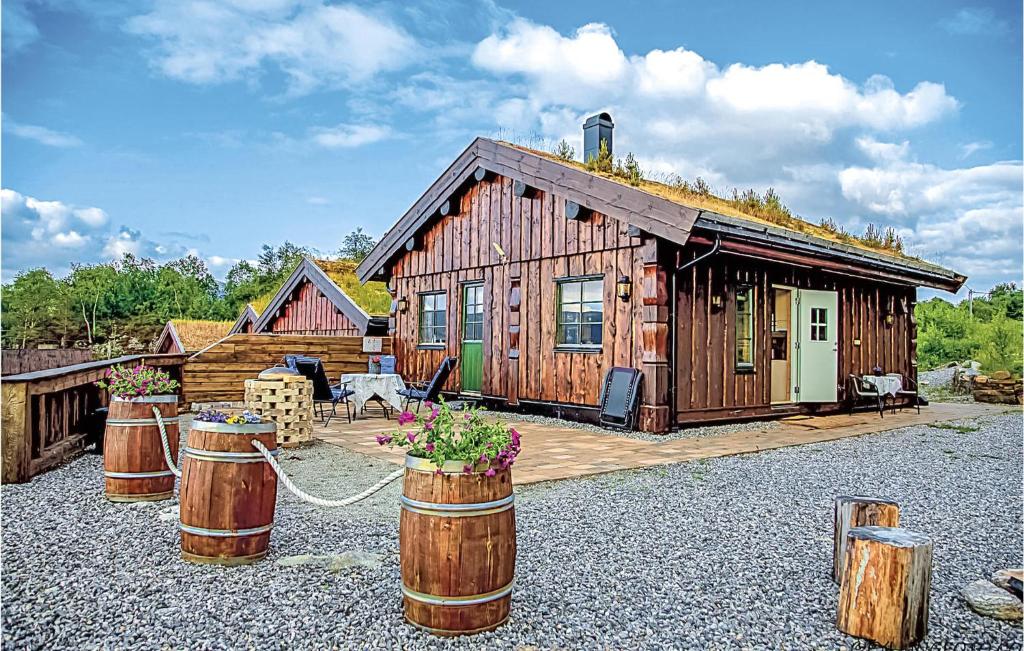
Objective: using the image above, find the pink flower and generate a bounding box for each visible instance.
[406,432,416,444]
[479,453,488,462]
[424,400,433,408]
[510,428,521,447]
[425,442,435,453]
[397,411,415,426]
[375,435,392,445]
[462,464,473,475]
[463,413,472,420]
[435,468,444,476]
[485,468,496,477]
[424,422,434,431]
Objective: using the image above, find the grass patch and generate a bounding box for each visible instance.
[926,422,980,434]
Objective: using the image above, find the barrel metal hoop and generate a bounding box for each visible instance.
[404,455,491,475]
[104,470,176,479]
[406,614,510,636]
[190,421,277,434]
[183,447,279,463]
[105,417,179,426]
[401,579,514,607]
[179,523,274,538]
[400,494,514,518]
[112,395,179,404]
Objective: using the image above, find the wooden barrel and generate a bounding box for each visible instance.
[400,455,516,636]
[103,395,179,502]
[178,420,278,565]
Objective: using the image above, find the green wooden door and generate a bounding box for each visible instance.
[461,284,484,393]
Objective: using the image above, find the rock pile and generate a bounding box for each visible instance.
[962,569,1023,621]
[972,371,1023,404]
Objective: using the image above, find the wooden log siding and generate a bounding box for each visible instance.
[1,349,94,376]
[390,176,646,409]
[183,334,392,404]
[265,280,363,336]
[673,250,916,422]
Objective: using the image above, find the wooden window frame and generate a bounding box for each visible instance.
[735,285,755,372]
[417,291,447,350]
[554,274,604,354]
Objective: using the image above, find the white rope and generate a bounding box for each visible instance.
[250,439,404,508]
[152,407,182,478]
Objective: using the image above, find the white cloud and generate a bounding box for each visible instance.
[940,7,1008,35]
[4,116,83,147]
[305,196,330,205]
[2,1,40,54]
[126,1,416,94]
[310,123,393,149]
[959,140,993,159]
[855,136,910,163]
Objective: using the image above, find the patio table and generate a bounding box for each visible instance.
[339,373,407,413]
[863,374,903,398]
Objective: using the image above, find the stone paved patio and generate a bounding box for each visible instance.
[315,402,1010,484]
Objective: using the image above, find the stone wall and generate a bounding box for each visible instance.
[972,371,1023,405]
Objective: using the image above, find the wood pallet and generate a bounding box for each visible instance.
[244,375,313,448]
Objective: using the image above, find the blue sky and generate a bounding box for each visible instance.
[3,0,1021,298]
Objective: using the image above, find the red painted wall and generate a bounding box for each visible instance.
[265,281,363,336]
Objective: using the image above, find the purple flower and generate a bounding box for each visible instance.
[479,453,488,462]
[463,413,472,420]
[510,428,521,447]
[435,468,444,476]
[424,400,433,408]
[424,422,434,431]
[485,468,496,477]
[375,434,392,446]
[406,432,416,443]
[462,464,473,475]
[397,411,415,426]
[425,442,435,453]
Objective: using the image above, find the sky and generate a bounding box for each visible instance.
[2,0,1021,299]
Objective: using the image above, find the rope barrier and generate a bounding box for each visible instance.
[251,439,405,508]
[152,407,182,478]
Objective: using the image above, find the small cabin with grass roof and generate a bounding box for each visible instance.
[250,258,390,336]
[154,319,234,354]
[228,304,259,334]
[356,114,966,432]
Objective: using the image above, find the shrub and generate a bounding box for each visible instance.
[553,139,575,162]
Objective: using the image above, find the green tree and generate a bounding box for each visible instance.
[0,269,62,347]
[338,228,376,262]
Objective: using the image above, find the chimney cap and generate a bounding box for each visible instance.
[583,112,614,127]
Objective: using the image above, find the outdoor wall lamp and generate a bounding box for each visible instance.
[711,294,724,308]
[884,313,895,326]
[396,297,409,314]
[616,275,632,301]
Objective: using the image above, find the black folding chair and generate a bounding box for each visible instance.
[848,374,884,418]
[598,367,643,430]
[398,357,457,412]
[290,355,354,425]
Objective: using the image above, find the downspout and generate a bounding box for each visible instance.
[669,233,721,429]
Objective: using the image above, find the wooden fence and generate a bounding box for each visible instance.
[2,349,93,376]
[183,334,392,404]
[1,353,187,484]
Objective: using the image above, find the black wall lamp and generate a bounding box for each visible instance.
[396,297,409,314]
[616,275,632,301]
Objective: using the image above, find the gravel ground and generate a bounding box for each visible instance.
[3,412,1021,650]
[919,366,975,404]
[505,411,782,442]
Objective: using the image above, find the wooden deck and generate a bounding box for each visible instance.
[314,402,1009,485]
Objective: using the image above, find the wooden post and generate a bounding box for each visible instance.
[507,266,521,406]
[837,526,933,649]
[638,238,670,433]
[1,382,31,483]
[833,495,900,583]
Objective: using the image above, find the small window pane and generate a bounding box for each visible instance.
[735,287,755,367]
[556,278,604,348]
[562,309,579,324]
[583,324,603,345]
[582,280,602,302]
[810,308,827,342]
[419,293,447,344]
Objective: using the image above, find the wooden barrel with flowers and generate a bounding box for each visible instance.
[391,402,519,636]
[101,364,181,502]
[178,410,278,565]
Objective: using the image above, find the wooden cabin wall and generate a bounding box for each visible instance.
[390,176,645,408]
[265,281,363,336]
[673,250,916,422]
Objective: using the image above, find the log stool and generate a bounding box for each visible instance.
[833,495,900,583]
[244,374,313,448]
[837,526,933,649]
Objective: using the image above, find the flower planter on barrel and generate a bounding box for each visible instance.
[178,411,278,565]
[98,364,181,503]
[380,400,520,636]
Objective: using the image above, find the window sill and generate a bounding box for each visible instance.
[554,345,603,354]
[735,365,756,374]
[417,344,446,351]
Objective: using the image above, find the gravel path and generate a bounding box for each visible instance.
[3,413,1021,650]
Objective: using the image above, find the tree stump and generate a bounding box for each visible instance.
[833,495,900,583]
[837,526,933,649]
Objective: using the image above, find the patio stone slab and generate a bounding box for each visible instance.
[313,402,1007,485]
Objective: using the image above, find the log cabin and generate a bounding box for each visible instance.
[249,258,390,337]
[228,304,259,334]
[154,319,234,354]
[356,115,965,433]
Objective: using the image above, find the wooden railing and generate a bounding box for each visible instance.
[2,349,94,376]
[1,353,186,484]
[184,334,392,404]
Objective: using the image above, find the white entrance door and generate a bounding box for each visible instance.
[793,289,839,403]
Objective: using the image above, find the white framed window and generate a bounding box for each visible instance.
[810,307,828,342]
[736,286,755,368]
[418,292,447,344]
[556,277,603,348]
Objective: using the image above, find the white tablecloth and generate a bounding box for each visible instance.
[339,373,407,412]
[864,374,903,397]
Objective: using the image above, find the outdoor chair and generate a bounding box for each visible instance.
[598,367,643,431]
[847,374,884,418]
[895,375,921,414]
[289,355,354,426]
[398,357,457,412]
